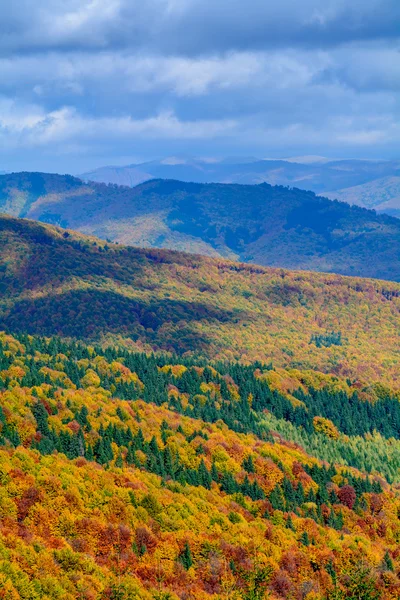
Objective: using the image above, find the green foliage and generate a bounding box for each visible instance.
[264,413,400,483]
[343,564,382,600]
[240,565,273,600]
[178,542,193,570]
[382,550,394,572]
[310,331,342,348]
[300,531,310,547]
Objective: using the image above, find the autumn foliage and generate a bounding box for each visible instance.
[0,331,399,598]
[1,213,400,395]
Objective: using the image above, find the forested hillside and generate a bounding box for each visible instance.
[1,331,400,599]
[1,214,400,394]
[1,173,400,280]
[1,217,400,598]
[81,158,400,219]
[80,157,400,199]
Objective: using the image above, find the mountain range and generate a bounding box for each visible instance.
[80,156,400,215]
[1,171,400,281]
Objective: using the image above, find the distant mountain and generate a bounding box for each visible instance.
[1,172,400,281]
[323,176,400,218]
[282,155,334,164]
[80,157,400,211]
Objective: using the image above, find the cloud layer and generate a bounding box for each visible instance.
[1,0,400,172]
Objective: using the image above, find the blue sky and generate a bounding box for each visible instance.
[1,0,400,173]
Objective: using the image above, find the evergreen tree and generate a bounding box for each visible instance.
[32,401,50,436]
[344,564,382,600]
[197,460,212,490]
[178,542,193,570]
[382,550,394,572]
[286,514,296,531]
[242,455,255,473]
[211,462,219,482]
[300,531,310,546]
[269,485,285,511]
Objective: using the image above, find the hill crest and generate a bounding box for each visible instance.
[1,172,400,281]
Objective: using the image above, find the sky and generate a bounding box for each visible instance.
[1,0,400,173]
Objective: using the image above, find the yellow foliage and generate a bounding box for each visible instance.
[80,369,101,388]
[160,365,187,377]
[313,416,340,439]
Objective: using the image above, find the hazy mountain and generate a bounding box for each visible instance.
[1,172,400,281]
[282,155,335,164]
[80,157,400,210]
[323,176,400,218]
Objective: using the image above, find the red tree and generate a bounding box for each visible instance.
[338,485,356,509]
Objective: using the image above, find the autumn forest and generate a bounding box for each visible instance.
[0,211,399,599]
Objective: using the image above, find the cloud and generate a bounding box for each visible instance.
[2,0,399,55]
[0,101,237,150]
[1,94,397,156]
[0,0,399,171]
[317,45,400,92]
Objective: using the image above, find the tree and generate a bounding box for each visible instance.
[300,531,310,546]
[240,565,273,600]
[342,564,382,600]
[178,542,193,570]
[242,455,255,473]
[338,485,356,510]
[32,401,50,436]
[269,485,285,511]
[286,514,296,531]
[381,550,394,572]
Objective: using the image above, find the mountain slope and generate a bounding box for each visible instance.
[80,157,400,196]
[2,217,400,598]
[324,176,400,218]
[1,213,400,391]
[1,173,400,281]
[1,332,400,598]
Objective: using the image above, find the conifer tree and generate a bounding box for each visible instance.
[269,484,285,511]
[300,531,310,546]
[242,455,255,473]
[178,542,193,570]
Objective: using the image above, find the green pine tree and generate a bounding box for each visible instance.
[300,531,310,546]
[178,542,193,570]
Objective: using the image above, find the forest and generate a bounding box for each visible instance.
[1,214,400,394]
[1,172,400,280]
[0,331,400,599]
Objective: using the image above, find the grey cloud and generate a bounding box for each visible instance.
[315,44,400,92]
[148,0,400,54]
[0,0,399,172]
[1,0,400,56]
